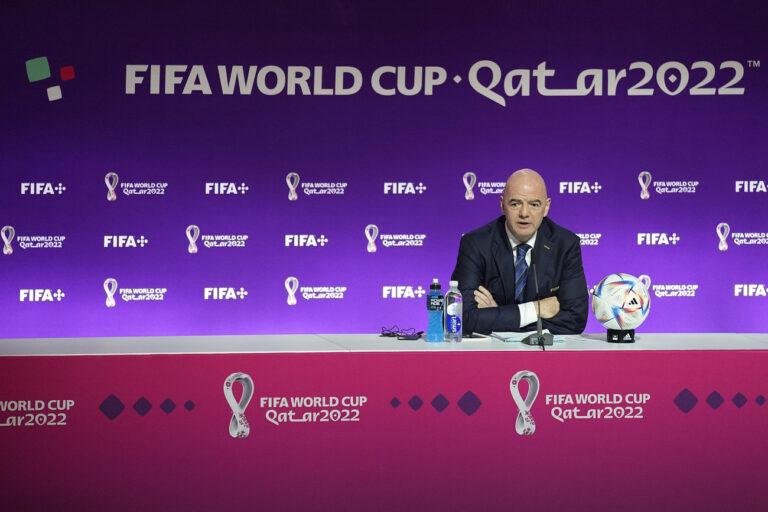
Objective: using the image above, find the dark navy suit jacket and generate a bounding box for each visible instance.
[451,216,588,334]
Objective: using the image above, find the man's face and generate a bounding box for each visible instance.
[500,176,551,243]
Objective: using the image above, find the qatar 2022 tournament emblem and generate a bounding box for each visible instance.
[186,225,200,254]
[285,277,299,305]
[286,172,300,201]
[2,226,15,255]
[463,172,476,200]
[638,171,652,200]
[716,222,730,251]
[364,224,378,253]
[105,172,119,201]
[224,372,254,439]
[638,274,651,292]
[103,278,118,308]
[510,370,539,435]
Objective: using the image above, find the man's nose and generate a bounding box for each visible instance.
[519,204,529,217]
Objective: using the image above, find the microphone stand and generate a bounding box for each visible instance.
[522,257,553,349]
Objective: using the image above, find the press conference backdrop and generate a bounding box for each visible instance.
[1,1,766,338]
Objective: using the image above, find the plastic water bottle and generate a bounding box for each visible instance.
[444,280,462,342]
[426,278,444,342]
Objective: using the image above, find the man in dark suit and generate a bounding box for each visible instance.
[451,169,588,334]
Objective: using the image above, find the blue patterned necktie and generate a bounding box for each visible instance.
[514,244,530,304]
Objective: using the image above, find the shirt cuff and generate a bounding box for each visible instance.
[519,301,537,328]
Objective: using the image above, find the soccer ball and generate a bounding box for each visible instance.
[591,273,651,330]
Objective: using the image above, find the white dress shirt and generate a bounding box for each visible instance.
[504,224,538,328]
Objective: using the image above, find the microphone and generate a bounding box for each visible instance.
[522,252,553,348]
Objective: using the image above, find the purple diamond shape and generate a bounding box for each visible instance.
[673,389,698,413]
[99,394,125,420]
[732,393,747,408]
[133,397,152,416]
[457,391,482,416]
[756,395,766,406]
[408,395,423,411]
[431,394,449,413]
[706,391,724,410]
[160,399,176,414]
[184,400,195,411]
[390,397,401,408]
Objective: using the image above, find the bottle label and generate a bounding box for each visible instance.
[427,295,444,311]
[446,315,462,334]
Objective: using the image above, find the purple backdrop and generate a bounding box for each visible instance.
[1,1,766,337]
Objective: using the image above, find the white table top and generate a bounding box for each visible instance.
[0,333,766,356]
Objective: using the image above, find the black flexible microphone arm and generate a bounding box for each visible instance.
[522,250,554,349]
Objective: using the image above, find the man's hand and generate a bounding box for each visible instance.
[474,286,498,308]
[536,296,560,318]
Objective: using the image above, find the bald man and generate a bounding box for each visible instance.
[451,169,588,334]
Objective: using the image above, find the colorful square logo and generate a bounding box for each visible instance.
[26,55,75,101]
[26,57,51,82]
[46,86,62,101]
[60,65,75,81]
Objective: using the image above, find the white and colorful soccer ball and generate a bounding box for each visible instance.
[591,273,651,330]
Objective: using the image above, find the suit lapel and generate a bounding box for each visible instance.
[527,218,553,301]
[492,218,518,303]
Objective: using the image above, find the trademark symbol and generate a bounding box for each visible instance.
[748,60,760,68]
